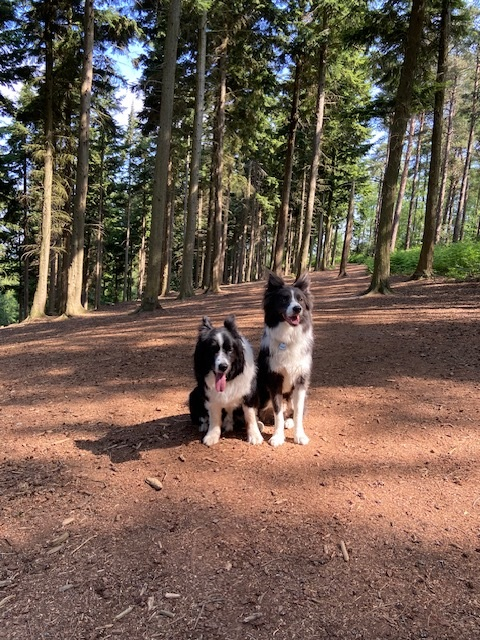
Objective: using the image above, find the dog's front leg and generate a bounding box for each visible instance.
[292,385,309,445]
[269,393,285,447]
[203,404,222,446]
[243,405,264,445]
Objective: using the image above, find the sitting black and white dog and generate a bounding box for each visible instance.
[257,272,313,447]
[189,315,264,447]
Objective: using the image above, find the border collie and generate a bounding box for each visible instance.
[189,315,264,447]
[257,272,313,447]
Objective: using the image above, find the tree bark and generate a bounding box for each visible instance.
[208,37,228,293]
[272,58,302,275]
[297,13,328,278]
[140,0,181,310]
[30,2,55,319]
[391,116,416,251]
[65,0,94,316]
[94,131,105,310]
[405,113,425,249]
[364,0,426,295]
[179,10,207,299]
[338,181,355,278]
[435,74,457,242]
[453,51,479,242]
[412,0,450,279]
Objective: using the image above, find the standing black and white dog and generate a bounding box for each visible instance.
[257,272,313,447]
[189,315,264,447]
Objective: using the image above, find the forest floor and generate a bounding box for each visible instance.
[0,265,479,640]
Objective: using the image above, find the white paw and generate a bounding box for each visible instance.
[247,431,264,445]
[269,433,285,447]
[223,414,234,432]
[203,431,220,447]
[294,432,309,445]
[257,420,265,433]
[285,418,294,430]
[198,417,208,433]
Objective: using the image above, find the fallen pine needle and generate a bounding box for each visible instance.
[243,612,262,623]
[158,609,175,618]
[340,540,350,562]
[71,534,97,555]
[0,595,15,608]
[114,605,134,620]
[50,532,69,547]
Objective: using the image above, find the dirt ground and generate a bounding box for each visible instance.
[0,265,479,640]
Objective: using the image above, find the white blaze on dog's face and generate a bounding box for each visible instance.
[284,290,303,326]
[212,331,233,392]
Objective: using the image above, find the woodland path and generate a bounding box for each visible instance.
[0,265,479,640]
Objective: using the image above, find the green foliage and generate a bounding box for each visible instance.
[433,242,480,280]
[0,289,18,326]
[351,242,480,280]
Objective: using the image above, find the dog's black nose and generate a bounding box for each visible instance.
[293,304,302,314]
[218,363,228,372]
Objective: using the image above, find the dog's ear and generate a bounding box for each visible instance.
[266,271,285,290]
[294,273,313,310]
[224,315,241,339]
[294,272,310,292]
[199,316,213,336]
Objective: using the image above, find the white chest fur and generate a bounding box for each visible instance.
[261,324,313,391]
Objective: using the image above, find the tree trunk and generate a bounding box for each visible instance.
[435,74,457,242]
[30,3,55,319]
[138,193,147,297]
[65,0,94,316]
[453,51,479,242]
[338,181,355,277]
[391,116,416,251]
[160,162,175,296]
[123,113,135,302]
[405,113,425,249]
[140,0,181,310]
[179,10,207,299]
[321,183,334,271]
[236,161,250,283]
[412,0,450,279]
[297,13,328,277]
[272,58,302,275]
[364,0,426,295]
[209,37,228,293]
[94,134,105,310]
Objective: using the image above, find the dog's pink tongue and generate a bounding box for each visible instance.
[215,372,227,392]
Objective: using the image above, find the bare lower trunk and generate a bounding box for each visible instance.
[297,13,328,277]
[338,181,355,278]
[30,6,55,319]
[412,0,450,279]
[209,38,228,293]
[391,117,416,251]
[66,0,94,316]
[273,59,302,274]
[179,10,207,299]
[141,0,181,310]
[364,0,426,295]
